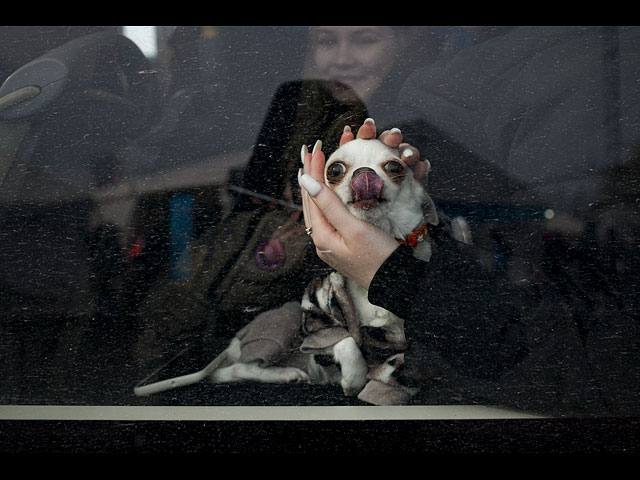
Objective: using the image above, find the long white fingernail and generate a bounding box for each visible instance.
[403,148,414,158]
[301,144,308,164]
[299,173,322,196]
[312,139,322,156]
[343,125,352,133]
[390,127,402,134]
[364,117,375,125]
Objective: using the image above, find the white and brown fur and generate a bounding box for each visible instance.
[208,138,440,397]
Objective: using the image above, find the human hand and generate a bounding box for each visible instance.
[298,118,423,289]
[340,118,429,182]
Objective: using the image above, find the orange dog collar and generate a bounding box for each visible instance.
[397,221,428,247]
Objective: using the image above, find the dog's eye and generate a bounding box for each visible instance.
[326,162,347,182]
[384,161,404,175]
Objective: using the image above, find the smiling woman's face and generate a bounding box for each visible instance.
[307,26,401,103]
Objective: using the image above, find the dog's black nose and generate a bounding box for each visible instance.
[351,168,384,201]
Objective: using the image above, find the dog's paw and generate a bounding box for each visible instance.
[333,337,368,396]
[276,367,311,384]
[236,363,311,384]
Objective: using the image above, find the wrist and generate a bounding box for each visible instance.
[367,244,428,317]
[358,241,399,290]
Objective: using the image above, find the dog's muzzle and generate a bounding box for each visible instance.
[351,168,384,202]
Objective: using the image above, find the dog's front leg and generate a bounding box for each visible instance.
[332,336,368,396]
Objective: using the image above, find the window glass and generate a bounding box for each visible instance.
[0,26,639,424]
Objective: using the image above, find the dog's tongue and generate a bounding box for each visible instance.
[351,169,384,201]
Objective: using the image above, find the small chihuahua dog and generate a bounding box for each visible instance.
[205,137,443,402]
